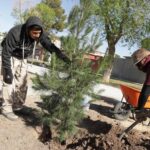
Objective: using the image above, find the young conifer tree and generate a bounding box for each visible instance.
[32,48,98,142]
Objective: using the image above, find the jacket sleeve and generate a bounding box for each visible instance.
[40,33,71,63]
[2,30,16,69]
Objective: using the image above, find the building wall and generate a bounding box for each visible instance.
[111,58,145,83]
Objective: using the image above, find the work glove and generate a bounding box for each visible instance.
[60,53,71,64]
[63,55,71,64]
[3,68,13,84]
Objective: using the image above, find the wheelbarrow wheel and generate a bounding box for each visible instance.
[114,102,131,120]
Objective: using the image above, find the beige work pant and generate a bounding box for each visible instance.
[2,58,28,112]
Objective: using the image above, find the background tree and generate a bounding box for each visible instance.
[12,0,66,33]
[42,0,67,32]
[141,22,150,50]
[23,3,56,32]
[92,0,150,82]
[141,38,150,50]
[66,0,101,53]
[11,0,30,24]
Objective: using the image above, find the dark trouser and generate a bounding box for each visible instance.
[138,85,150,109]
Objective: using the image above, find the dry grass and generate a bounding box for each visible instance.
[100,78,142,90]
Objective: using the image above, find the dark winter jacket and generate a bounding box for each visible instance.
[141,55,150,85]
[1,16,70,69]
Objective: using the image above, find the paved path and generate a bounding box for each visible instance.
[0,63,124,103]
[0,80,123,103]
[93,83,123,101]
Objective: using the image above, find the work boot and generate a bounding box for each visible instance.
[12,104,23,111]
[1,104,18,120]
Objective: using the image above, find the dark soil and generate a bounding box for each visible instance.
[47,116,150,150]
[27,94,150,150]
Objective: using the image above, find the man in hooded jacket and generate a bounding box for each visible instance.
[1,16,71,120]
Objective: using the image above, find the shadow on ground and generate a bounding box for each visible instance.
[90,103,115,119]
[79,117,112,135]
[90,94,121,119]
[14,106,41,127]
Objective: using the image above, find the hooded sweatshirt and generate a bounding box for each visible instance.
[2,16,69,69]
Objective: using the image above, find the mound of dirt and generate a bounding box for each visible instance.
[49,117,150,150]
[66,124,150,150]
[47,97,150,150]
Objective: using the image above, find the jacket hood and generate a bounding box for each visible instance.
[25,16,43,32]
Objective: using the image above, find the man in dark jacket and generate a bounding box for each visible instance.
[1,16,70,120]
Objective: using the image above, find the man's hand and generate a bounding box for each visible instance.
[60,52,71,64]
[3,68,13,84]
[63,55,71,64]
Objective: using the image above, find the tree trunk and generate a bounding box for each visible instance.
[102,44,115,83]
[102,64,113,82]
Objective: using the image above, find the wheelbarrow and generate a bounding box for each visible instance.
[113,84,150,140]
[113,84,150,120]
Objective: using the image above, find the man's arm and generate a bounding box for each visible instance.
[1,31,16,84]
[40,33,71,64]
